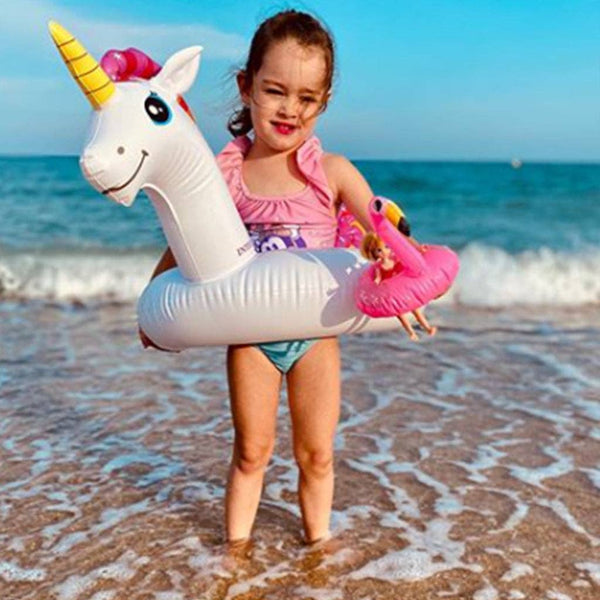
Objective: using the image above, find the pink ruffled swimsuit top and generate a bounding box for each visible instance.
[216,135,338,252]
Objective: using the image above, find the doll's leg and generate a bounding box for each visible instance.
[397,314,419,341]
[413,308,438,336]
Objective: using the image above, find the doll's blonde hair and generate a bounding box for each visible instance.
[360,232,384,261]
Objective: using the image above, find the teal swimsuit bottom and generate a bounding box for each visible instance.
[256,339,316,374]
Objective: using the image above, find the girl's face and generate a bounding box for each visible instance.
[239,38,329,154]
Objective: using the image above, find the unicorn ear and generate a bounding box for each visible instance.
[153,46,203,95]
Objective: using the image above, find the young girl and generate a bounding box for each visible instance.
[143,10,375,546]
[360,232,438,341]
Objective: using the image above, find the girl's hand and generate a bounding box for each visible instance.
[138,327,177,352]
[139,327,156,349]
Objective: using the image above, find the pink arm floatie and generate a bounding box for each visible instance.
[355,197,460,318]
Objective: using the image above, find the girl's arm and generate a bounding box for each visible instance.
[324,156,427,254]
[151,246,177,278]
[322,154,374,231]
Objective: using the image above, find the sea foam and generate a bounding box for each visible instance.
[450,243,600,307]
[0,248,156,303]
[0,243,599,306]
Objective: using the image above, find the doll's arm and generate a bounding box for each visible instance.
[373,265,382,285]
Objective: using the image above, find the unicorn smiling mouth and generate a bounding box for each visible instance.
[102,150,149,195]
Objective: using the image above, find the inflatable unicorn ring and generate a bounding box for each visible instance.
[48,21,459,350]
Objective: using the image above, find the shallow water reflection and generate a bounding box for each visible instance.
[1,304,599,599]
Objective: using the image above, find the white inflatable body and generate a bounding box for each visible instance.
[139,248,397,350]
[49,22,402,349]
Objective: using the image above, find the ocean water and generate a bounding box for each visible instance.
[1,156,599,306]
[1,156,599,599]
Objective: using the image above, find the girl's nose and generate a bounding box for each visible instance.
[277,96,299,117]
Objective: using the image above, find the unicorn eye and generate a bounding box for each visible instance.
[144,93,171,124]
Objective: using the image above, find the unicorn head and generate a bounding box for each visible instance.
[48,21,202,206]
[49,20,254,282]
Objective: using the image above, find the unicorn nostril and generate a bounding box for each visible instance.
[117,146,125,155]
[80,152,108,178]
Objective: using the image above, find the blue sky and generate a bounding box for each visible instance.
[1,0,598,160]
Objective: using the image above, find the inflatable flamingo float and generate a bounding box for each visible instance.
[48,21,459,350]
[356,198,459,317]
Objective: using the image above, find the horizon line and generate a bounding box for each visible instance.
[1,153,599,166]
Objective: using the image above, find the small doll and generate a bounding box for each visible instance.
[360,231,437,341]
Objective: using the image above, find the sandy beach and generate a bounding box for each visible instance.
[1,302,598,599]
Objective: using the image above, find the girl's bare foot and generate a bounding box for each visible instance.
[304,531,332,547]
[427,326,438,337]
[225,537,253,559]
[219,537,254,572]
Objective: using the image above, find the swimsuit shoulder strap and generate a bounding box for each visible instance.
[296,135,334,210]
[216,136,252,198]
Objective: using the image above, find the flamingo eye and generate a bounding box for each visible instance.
[145,93,171,125]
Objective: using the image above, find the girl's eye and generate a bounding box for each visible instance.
[144,93,172,125]
[266,88,284,95]
[301,96,317,103]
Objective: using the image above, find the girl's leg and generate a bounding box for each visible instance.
[225,345,282,542]
[413,308,437,336]
[286,337,341,543]
[397,314,418,341]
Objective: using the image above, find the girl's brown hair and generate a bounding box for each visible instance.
[228,10,335,137]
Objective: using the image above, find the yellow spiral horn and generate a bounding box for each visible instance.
[48,20,115,109]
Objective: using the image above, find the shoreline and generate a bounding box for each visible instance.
[1,304,598,599]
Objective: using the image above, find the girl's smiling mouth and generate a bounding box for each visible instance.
[272,121,297,135]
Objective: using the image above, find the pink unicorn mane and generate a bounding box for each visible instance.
[100,48,195,120]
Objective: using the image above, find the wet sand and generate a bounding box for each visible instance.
[1,302,599,599]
